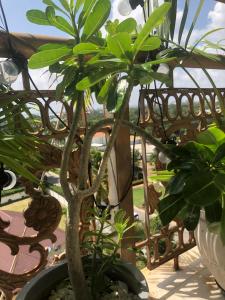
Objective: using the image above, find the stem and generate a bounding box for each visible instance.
[79,80,134,198]
[91,216,105,300]
[66,197,91,300]
[60,95,83,202]
[60,94,91,300]
[79,118,173,196]
[79,118,114,190]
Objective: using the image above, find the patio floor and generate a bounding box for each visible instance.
[142,247,225,300]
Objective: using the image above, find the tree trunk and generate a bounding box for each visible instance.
[66,197,91,300]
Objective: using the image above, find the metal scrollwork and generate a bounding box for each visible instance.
[0,185,62,299]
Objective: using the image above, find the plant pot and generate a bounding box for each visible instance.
[195,210,225,290]
[16,260,149,300]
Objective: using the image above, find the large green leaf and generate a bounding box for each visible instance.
[214,173,225,191]
[185,0,205,49]
[76,64,127,90]
[196,126,225,146]
[116,18,137,34]
[38,43,70,51]
[29,47,71,69]
[159,194,185,226]
[75,0,85,14]
[46,6,75,35]
[26,10,50,25]
[167,172,189,195]
[59,0,70,12]
[97,76,116,104]
[73,43,100,55]
[205,201,222,223]
[43,0,69,16]
[178,0,189,44]
[183,206,200,231]
[213,143,225,164]
[139,36,161,51]
[107,32,132,60]
[168,0,177,40]
[183,173,221,206]
[133,3,171,57]
[82,0,111,41]
[106,79,127,112]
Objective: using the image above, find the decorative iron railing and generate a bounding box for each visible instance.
[134,88,225,270]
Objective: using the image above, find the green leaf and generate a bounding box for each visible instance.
[76,64,127,90]
[168,0,177,40]
[26,10,50,25]
[183,172,221,206]
[97,76,116,104]
[29,48,71,69]
[148,71,172,86]
[46,6,75,35]
[158,194,185,226]
[82,0,111,41]
[59,0,70,12]
[178,0,189,44]
[205,201,222,223]
[139,36,161,51]
[107,32,132,60]
[213,143,225,164]
[116,18,137,33]
[133,3,171,56]
[167,172,189,195]
[43,0,69,16]
[75,0,85,14]
[73,43,100,55]
[185,0,205,49]
[214,173,225,191]
[106,79,127,112]
[191,28,223,52]
[38,43,69,51]
[183,206,200,231]
[196,126,225,146]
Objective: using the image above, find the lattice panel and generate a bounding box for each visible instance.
[136,88,225,270]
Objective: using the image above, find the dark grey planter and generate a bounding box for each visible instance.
[16,260,149,300]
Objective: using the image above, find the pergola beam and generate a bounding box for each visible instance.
[0,31,69,59]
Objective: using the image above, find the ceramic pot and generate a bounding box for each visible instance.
[195,210,225,290]
[16,260,149,300]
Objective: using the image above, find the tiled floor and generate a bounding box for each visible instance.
[142,247,225,300]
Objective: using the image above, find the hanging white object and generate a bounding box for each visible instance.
[118,0,133,16]
[0,60,19,85]
[158,151,171,164]
[3,170,17,190]
[157,63,170,75]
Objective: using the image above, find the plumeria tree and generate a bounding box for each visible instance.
[27,1,174,299]
[22,1,225,299]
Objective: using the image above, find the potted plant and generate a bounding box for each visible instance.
[157,125,225,291]
[15,1,175,299]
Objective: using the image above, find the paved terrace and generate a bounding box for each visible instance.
[142,247,225,300]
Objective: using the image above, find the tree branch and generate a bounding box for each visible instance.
[60,94,84,202]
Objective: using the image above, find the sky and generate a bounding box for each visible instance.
[1,0,225,107]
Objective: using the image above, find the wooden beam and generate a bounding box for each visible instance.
[1,31,225,70]
[216,0,225,3]
[0,31,69,59]
[169,53,225,70]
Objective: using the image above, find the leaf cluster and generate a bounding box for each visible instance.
[158,126,225,244]
[27,1,174,111]
[81,208,136,299]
